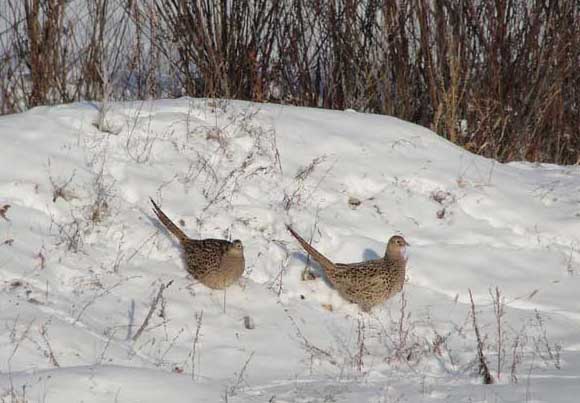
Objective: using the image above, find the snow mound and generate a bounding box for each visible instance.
[1,98,579,402]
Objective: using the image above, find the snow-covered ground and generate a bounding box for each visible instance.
[0,98,579,402]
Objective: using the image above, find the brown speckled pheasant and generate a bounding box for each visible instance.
[151,198,244,289]
[286,225,409,312]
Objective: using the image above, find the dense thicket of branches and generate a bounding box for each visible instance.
[1,0,578,164]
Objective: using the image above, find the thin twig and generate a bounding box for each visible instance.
[39,324,60,367]
[468,289,494,384]
[191,311,204,381]
[132,280,173,342]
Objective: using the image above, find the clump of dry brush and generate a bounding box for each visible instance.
[1,0,578,164]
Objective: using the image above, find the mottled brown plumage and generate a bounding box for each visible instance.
[151,199,244,289]
[286,225,409,312]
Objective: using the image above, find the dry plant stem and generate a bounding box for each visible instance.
[525,355,536,402]
[51,213,84,253]
[532,310,561,370]
[300,223,319,282]
[125,231,158,265]
[468,289,494,384]
[283,155,327,211]
[8,317,34,364]
[74,277,134,325]
[379,290,416,364]
[286,312,336,366]
[354,314,366,372]
[97,328,116,365]
[202,152,254,213]
[228,352,255,397]
[396,291,410,360]
[490,287,505,381]
[132,280,173,342]
[158,328,185,364]
[39,324,60,368]
[49,166,76,203]
[510,332,523,384]
[191,311,204,381]
[268,243,289,296]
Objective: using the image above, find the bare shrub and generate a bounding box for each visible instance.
[1,0,577,163]
[0,0,146,113]
[21,0,69,107]
[150,1,280,101]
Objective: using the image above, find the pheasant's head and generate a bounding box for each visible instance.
[228,239,244,256]
[385,235,409,261]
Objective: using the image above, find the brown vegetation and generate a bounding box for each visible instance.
[0,0,578,163]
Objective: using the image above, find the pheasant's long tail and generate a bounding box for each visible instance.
[286,225,336,278]
[150,198,188,243]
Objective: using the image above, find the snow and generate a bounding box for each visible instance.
[0,98,579,402]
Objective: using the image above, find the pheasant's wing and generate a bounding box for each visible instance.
[334,263,385,293]
[183,239,230,272]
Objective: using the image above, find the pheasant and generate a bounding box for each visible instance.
[151,199,244,289]
[286,225,408,312]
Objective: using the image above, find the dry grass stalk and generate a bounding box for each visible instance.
[132,280,173,342]
[468,289,494,384]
